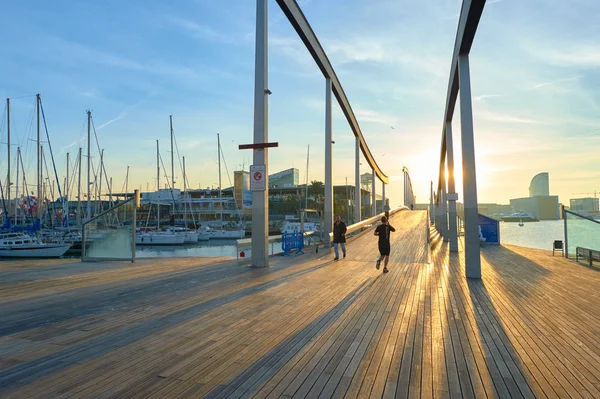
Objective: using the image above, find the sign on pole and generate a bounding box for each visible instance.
[250,164,266,191]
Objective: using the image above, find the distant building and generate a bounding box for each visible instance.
[509,172,559,220]
[529,172,549,197]
[570,198,599,213]
[510,196,560,220]
[269,168,299,188]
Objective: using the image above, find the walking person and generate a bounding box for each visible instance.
[374,215,395,273]
[333,215,347,260]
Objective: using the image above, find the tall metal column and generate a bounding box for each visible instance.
[6,98,10,219]
[446,122,458,252]
[441,172,448,242]
[429,181,434,224]
[371,169,376,216]
[324,78,333,243]
[382,181,386,213]
[251,0,269,267]
[354,137,360,223]
[458,54,481,278]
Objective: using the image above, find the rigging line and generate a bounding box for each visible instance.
[158,152,180,215]
[40,98,63,198]
[90,117,115,207]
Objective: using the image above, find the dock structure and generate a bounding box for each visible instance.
[1,210,599,398]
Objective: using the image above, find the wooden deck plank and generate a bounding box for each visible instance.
[1,210,599,398]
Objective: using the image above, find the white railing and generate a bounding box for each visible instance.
[329,206,409,241]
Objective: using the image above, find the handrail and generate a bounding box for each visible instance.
[81,197,134,227]
[564,209,600,225]
[329,206,409,240]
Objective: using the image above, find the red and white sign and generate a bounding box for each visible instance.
[250,164,266,191]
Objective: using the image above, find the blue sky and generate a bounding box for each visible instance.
[1,0,599,206]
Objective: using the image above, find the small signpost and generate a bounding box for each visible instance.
[250,164,266,191]
[239,142,278,192]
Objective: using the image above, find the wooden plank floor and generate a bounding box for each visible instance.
[0,210,599,398]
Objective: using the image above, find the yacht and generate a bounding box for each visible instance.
[204,226,246,240]
[281,221,320,234]
[165,226,198,244]
[135,230,185,245]
[501,211,538,222]
[0,232,71,258]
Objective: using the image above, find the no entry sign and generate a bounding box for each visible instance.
[250,164,266,191]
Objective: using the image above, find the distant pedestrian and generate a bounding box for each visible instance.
[333,215,347,261]
[374,216,396,273]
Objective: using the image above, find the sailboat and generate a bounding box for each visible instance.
[205,134,245,240]
[136,140,184,246]
[164,116,198,244]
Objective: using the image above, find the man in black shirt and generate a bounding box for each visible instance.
[332,215,347,260]
[374,215,395,273]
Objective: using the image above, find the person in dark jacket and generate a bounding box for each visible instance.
[374,215,396,273]
[332,215,347,260]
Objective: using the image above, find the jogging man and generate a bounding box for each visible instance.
[374,215,395,273]
[332,215,347,260]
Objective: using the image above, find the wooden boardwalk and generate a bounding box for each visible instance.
[0,210,599,398]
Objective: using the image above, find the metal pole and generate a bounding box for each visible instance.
[66,152,69,227]
[156,140,160,228]
[6,98,10,219]
[441,172,448,242]
[382,181,386,214]
[86,110,91,220]
[458,53,481,279]
[77,147,82,226]
[354,136,360,223]
[446,123,458,252]
[132,189,138,263]
[218,133,222,228]
[371,169,376,217]
[305,144,309,209]
[183,157,187,226]
[429,180,434,224]
[98,149,104,214]
[170,115,175,190]
[251,0,269,267]
[37,94,42,220]
[563,205,568,258]
[324,78,333,243]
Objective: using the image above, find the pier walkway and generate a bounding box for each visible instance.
[1,210,599,398]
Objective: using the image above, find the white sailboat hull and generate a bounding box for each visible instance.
[208,229,246,240]
[136,232,185,245]
[0,243,71,258]
[183,232,198,243]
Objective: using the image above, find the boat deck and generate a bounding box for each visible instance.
[0,211,599,398]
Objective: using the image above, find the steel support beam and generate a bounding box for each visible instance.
[324,78,333,244]
[251,0,269,268]
[371,169,376,217]
[458,53,481,278]
[446,122,459,252]
[275,0,388,183]
[354,136,360,223]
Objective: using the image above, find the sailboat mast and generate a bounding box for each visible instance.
[36,94,42,220]
[86,110,91,219]
[218,133,222,227]
[170,115,175,189]
[183,156,187,225]
[6,98,10,218]
[98,149,104,214]
[77,147,82,225]
[305,144,310,209]
[15,147,20,222]
[123,165,129,221]
[157,140,160,228]
[66,152,69,227]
